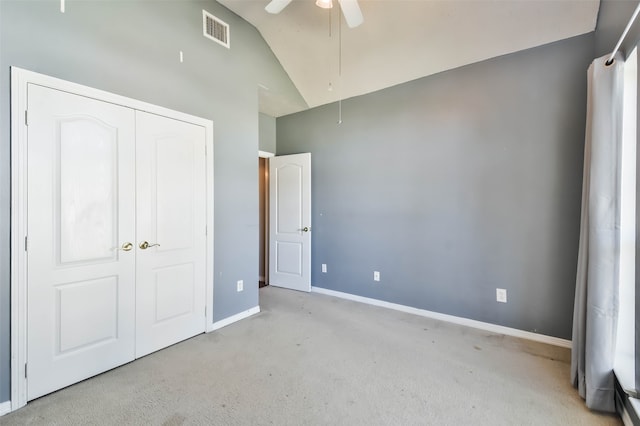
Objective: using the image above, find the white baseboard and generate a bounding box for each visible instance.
[0,400,11,416]
[311,286,571,348]
[208,306,260,332]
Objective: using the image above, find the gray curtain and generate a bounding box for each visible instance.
[571,53,624,413]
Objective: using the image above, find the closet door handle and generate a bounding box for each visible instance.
[115,242,133,252]
[139,241,160,250]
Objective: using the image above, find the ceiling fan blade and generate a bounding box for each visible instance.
[337,0,363,28]
[265,0,293,14]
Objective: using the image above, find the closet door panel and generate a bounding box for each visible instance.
[135,111,207,357]
[27,84,136,400]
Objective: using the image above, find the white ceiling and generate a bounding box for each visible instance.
[219,0,600,117]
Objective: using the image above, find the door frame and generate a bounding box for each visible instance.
[10,67,215,411]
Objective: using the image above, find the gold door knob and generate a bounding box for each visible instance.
[139,241,161,250]
[116,242,133,252]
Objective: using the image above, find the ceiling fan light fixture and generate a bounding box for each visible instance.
[315,0,333,9]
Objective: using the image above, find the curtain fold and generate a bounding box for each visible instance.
[571,53,624,413]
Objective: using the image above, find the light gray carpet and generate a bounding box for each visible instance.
[3,286,621,425]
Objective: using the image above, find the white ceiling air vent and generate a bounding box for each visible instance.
[203,10,230,49]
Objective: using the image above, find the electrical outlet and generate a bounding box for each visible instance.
[237,280,243,292]
[496,288,507,303]
[374,271,380,282]
[322,264,327,273]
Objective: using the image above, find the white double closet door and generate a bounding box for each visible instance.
[27,84,207,400]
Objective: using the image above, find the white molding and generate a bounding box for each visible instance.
[23,68,214,125]
[208,306,260,332]
[205,116,215,335]
[258,150,275,158]
[0,401,11,416]
[10,67,29,411]
[10,67,215,412]
[311,287,572,348]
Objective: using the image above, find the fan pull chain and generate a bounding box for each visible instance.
[338,10,342,77]
[337,10,343,124]
[327,6,333,92]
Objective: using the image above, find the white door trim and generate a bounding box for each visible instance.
[9,67,215,411]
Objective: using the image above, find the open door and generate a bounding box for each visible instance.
[269,153,311,292]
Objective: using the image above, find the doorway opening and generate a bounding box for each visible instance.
[259,155,271,288]
[258,151,311,292]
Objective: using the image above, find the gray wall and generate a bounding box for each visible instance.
[277,34,595,340]
[0,0,304,403]
[259,113,276,153]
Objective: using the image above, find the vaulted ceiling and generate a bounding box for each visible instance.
[218,0,601,117]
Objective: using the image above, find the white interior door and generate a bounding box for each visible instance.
[135,111,207,357]
[269,153,311,292]
[27,84,136,400]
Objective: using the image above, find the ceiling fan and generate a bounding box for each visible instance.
[265,0,364,28]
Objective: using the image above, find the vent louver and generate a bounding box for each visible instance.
[203,10,230,49]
